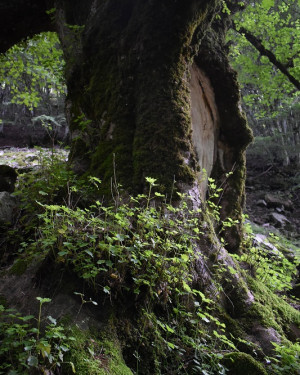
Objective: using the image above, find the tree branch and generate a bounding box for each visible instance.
[233,24,300,91]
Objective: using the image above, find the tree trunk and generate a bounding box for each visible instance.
[54,0,252,251]
[2,3,298,375]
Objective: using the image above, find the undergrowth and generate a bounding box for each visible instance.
[3,150,299,374]
[0,297,75,375]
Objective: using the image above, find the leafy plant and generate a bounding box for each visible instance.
[268,342,300,374]
[0,297,75,374]
[233,220,299,292]
[14,148,100,214]
[0,32,65,110]
[16,173,235,374]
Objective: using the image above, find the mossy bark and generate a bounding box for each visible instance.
[56,1,214,192]
[0,1,252,252]
[53,0,252,250]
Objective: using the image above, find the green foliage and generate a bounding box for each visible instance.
[268,342,300,374]
[229,0,299,119]
[0,32,65,110]
[0,298,75,374]
[66,326,133,375]
[14,156,236,374]
[234,221,299,292]
[222,351,268,375]
[11,153,298,374]
[13,148,97,214]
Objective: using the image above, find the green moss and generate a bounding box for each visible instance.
[222,352,268,375]
[65,326,133,375]
[244,277,300,334]
[0,294,8,307]
[64,0,221,197]
[9,259,28,276]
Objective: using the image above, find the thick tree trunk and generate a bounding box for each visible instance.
[54,0,252,251]
[0,3,299,374]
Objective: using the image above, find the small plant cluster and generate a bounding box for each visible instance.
[235,221,299,293]
[0,297,75,375]
[14,147,99,217]
[35,180,200,298]
[268,342,300,375]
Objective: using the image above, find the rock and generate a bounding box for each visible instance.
[251,325,281,355]
[25,153,39,162]
[290,283,300,299]
[253,234,278,253]
[264,193,293,211]
[0,191,16,223]
[269,212,290,228]
[287,323,300,342]
[256,199,267,207]
[0,164,18,192]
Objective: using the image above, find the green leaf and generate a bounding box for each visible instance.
[70,361,76,373]
[182,281,191,293]
[261,0,274,9]
[37,341,51,358]
[103,286,111,294]
[145,177,157,185]
[47,316,57,325]
[36,297,51,304]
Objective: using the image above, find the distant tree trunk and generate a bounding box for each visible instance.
[54,0,252,251]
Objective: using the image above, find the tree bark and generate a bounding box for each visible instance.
[0,0,54,53]
[53,0,252,250]
[0,4,299,373]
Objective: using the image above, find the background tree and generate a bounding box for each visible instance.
[0,32,67,143]
[228,0,300,165]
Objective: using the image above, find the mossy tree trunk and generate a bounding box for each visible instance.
[1,3,299,373]
[0,0,252,250]
[54,0,252,251]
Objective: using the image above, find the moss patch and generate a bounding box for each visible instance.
[65,325,133,375]
[222,352,267,375]
[244,277,300,335]
[9,259,28,276]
